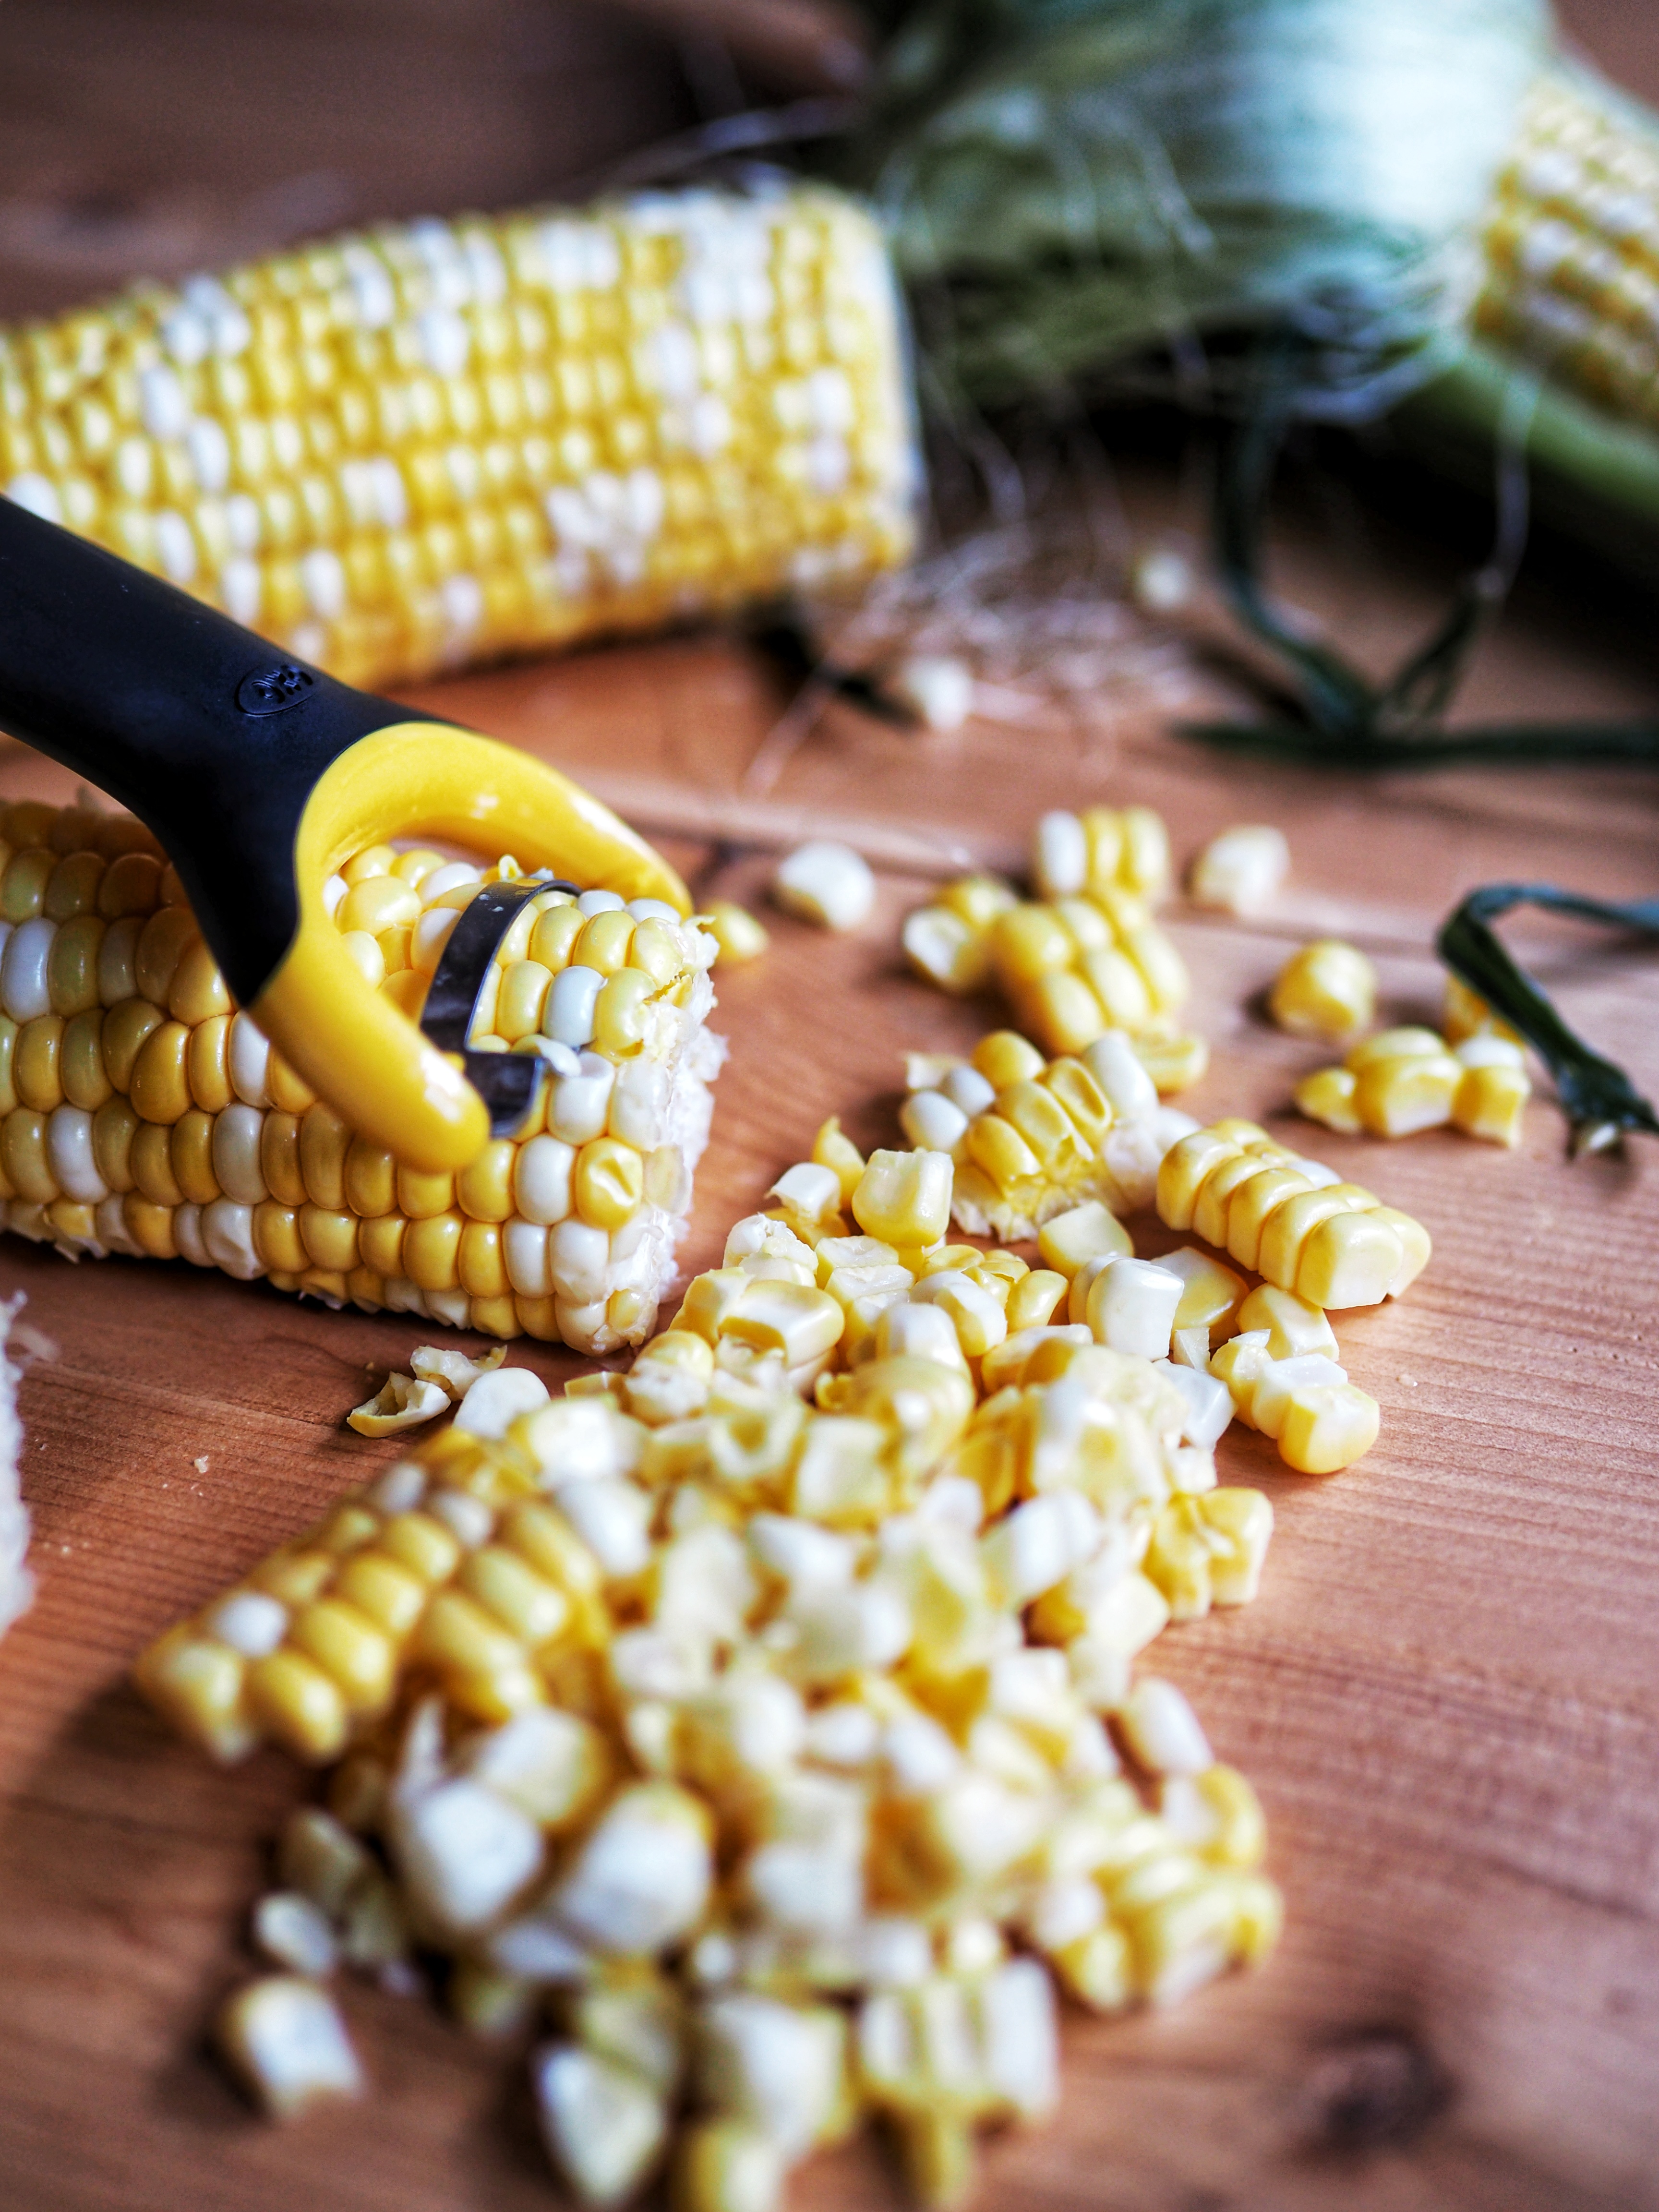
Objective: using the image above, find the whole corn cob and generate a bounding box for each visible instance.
[141,1163,1280,2205]
[0,185,915,692]
[0,796,721,1354]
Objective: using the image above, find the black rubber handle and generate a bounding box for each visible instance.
[0,498,409,1002]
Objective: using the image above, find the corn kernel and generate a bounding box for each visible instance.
[1268,940,1376,1041]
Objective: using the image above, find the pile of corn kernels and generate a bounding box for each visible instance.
[136,805,1487,2210]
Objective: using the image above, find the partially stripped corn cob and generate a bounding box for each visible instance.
[0,796,721,1355]
[901,808,1204,1079]
[899,1028,1197,1242]
[144,1162,1282,2206]
[0,185,915,691]
[1157,1119,1431,1311]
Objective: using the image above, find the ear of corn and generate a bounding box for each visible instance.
[143,1152,1282,2199]
[0,185,915,692]
[0,796,722,1355]
[1477,70,1659,444]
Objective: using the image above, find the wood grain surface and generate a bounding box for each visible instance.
[1,5,1659,2209]
[0,517,1656,2212]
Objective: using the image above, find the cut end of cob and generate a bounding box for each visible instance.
[0,185,917,693]
[0,799,723,1357]
[0,1289,32,1640]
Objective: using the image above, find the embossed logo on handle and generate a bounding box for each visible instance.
[236,664,315,717]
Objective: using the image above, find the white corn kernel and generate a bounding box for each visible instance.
[252,1891,340,1979]
[1118,1677,1213,1776]
[533,2044,668,2207]
[893,654,974,731]
[217,1976,364,2119]
[1034,811,1088,899]
[773,842,876,932]
[1085,1258,1184,1360]
[1188,826,1289,915]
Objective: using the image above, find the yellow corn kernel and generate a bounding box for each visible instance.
[704,900,769,964]
[1254,1186,1352,1293]
[1156,1130,1242,1233]
[1277,1380,1380,1474]
[132,1121,183,1206]
[901,903,988,994]
[404,1213,464,1291]
[1268,939,1376,1041]
[398,1164,456,1220]
[129,1018,192,1123]
[459,1546,570,1647]
[1011,970,1107,1056]
[168,938,233,1026]
[1077,944,1151,1030]
[332,1552,429,1639]
[101,997,163,1091]
[247,1649,351,1762]
[1191,1151,1278,1254]
[573,909,635,977]
[1036,1201,1132,1278]
[186,1012,232,1113]
[529,903,584,973]
[92,1102,138,1194]
[852,1148,953,1247]
[812,1116,866,1206]
[1005,1268,1068,1330]
[457,1139,515,1224]
[288,1599,397,1715]
[574,1137,643,1230]
[971,1031,1046,1090]
[1293,1208,1404,1310]
[14,1016,63,1113]
[62,1009,112,1111]
[299,1103,352,1210]
[1235,1283,1336,1360]
[1351,1050,1462,1138]
[994,1079,1083,1169]
[1452,1060,1529,1146]
[1130,1031,1208,1096]
[594,969,656,1057]
[963,1114,1042,1194]
[991,904,1073,983]
[171,1109,221,1206]
[1294,1065,1361,1135]
[1222,1165,1310,1274]
[134,907,197,1006]
[47,913,104,1016]
[1443,974,1520,1046]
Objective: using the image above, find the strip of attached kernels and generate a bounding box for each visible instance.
[1295,1023,1531,1147]
[0,800,722,1358]
[0,187,915,693]
[897,1029,1202,1245]
[1157,1119,1431,1310]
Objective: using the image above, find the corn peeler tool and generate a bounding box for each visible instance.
[0,499,688,1173]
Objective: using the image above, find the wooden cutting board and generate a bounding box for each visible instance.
[1,510,1657,2212]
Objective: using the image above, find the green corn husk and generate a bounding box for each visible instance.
[1438,887,1659,1151]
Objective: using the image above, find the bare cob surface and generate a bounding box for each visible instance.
[0,185,915,691]
[139,1151,1281,2208]
[0,795,722,1356]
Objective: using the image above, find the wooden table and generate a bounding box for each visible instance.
[0,468,1656,2212]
